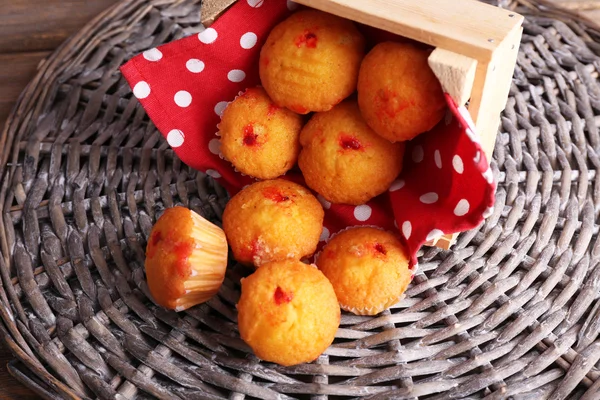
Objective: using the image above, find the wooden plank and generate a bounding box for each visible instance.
[587,9,600,20]
[428,16,522,249]
[571,7,600,24]
[0,344,39,400]
[470,25,523,160]
[0,0,118,54]
[293,0,523,61]
[0,51,50,131]
[202,0,237,25]
[428,49,477,107]
[551,0,600,10]
[536,0,600,29]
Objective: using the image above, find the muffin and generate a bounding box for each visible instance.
[259,10,365,114]
[298,101,405,205]
[222,179,324,267]
[145,207,228,311]
[357,41,446,142]
[218,86,303,180]
[316,227,411,315]
[237,259,340,366]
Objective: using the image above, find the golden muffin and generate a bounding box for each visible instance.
[218,86,303,179]
[357,41,446,142]
[145,207,228,311]
[222,179,324,267]
[237,259,340,366]
[259,10,365,114]
[316,227,411,315]
[298,101,405,205]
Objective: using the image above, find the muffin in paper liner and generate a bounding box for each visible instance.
[145,207,228,311]
[315,226,412,316]
[222,179,324,268]
[217,86,303,179]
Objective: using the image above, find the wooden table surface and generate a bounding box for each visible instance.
[0,3,118,398]
[0,0,598,399]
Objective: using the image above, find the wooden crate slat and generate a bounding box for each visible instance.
[294,0,523,61]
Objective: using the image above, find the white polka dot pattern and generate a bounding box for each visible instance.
[464,127,478,143]
[167,129,185,148]
[143,48,163,61]
[483,168,494,183]
[198,28,218,44]
[174,91,192,107]
[208,139,221,155]
[227,69,246,82]
[320,227,330,242]
[426,229,444,241]
[434,150,442,169]
[389,180,405,192]
[240,32,258,49]
[354,205,372,221]
[457,104,477,132]
[214,101,229,117]
[420,192,439,204]
[402,221,412,239]
[317,194,331,210]
[206,169,221,178]
[412,145,424,163]
[186,59,205,73]
[133,81,150,99]
[454,199,470,216]
[453,155,464,174]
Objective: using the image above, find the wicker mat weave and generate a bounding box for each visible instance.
[1,0,599,399]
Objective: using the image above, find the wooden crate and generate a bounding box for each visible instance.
[202,0,524,250]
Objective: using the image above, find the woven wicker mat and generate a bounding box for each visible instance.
[1,0,599,399]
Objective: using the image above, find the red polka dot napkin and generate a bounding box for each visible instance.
[120,0,496,268]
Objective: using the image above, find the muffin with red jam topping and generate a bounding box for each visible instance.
[357,41,446,142]
[145,207,228,311]
[237,259,340,366]
[219,86,303,180]
[222,179,324,267]
[316,227,412,315]
[259,10,365,114]
[298,101,404,205]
